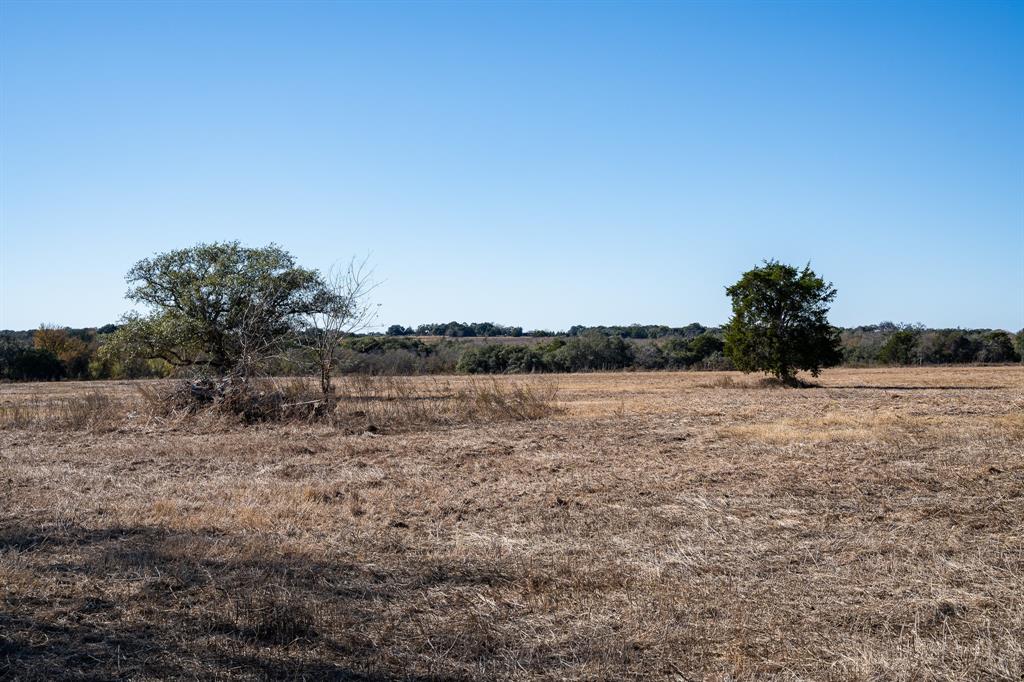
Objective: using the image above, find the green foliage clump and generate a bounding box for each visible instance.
[457,345,548,374]
[915,330,979,364]
[566,323,706,339]
[544,333,633,372]
[456,334,634,374]
[343,336,431,356]
[89,347,172,379]
[975,331,1020,363]
[877,329,918,365]
[0,338,64,381]
[631,343,667,370]
[723,261,843,383]
[105,242,328,376]
[659,333,725,369]
[415,321,523,337]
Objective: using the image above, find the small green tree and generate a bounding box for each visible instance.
[0,336,64,381]
[723,260,843,384]
[105,242,328,377]
[878,329,918,365]
[546,332,633,372]
[660,333,725,369]
[975,330,1020,363]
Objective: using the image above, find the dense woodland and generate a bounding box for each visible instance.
[1,321,1021,381]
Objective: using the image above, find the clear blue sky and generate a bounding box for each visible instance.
[2,1,1022,332]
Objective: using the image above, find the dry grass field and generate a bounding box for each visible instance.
[1,366,1022,680]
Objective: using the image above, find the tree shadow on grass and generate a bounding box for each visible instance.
[828,385,1006,390]
[0,522,503,681]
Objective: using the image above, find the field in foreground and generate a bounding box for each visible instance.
[1,367,1022,680]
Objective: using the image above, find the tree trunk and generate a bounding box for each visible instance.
[776,365,797,386]
[320,362,334,404]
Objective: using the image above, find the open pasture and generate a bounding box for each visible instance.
[1,366,1022,679]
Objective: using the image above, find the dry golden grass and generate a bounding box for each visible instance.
[1,366,1022,680]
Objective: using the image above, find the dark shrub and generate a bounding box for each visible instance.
[917,330,979,364]
[343,336,431,356]
[699,351,734,370]
[0,345,64,381]
[878,330,918,365]
[632,343,667,370]
[975,331,1020,363]
[457,344,547,374]
[660,333,725,369]
[546,332,633,372]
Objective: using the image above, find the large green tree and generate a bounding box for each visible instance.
[723,261,843,384]
[103,242,329,376]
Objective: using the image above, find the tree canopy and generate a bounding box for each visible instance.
[103,242,329,376]
[723,261,843,383]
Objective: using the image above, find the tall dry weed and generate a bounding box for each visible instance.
[67,375,563,431]
[333,375,560,430]
[0,392,122,432]
[455,378,561,422]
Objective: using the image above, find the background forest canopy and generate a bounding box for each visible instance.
[2,320,1022,382]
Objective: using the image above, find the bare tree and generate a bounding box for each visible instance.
[297,258,378,401]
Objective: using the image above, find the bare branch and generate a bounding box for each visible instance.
[295,256,379,398]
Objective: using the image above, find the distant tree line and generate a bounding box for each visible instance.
[565,323,709,339]
[0,325,170,381]
[387,322,524,337]
[456,332,728,374]
[841,323,1021,366]
[385,321,708,339]
[3,321,1020,381]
